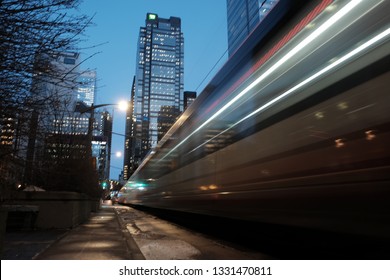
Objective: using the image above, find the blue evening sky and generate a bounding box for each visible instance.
[77,0,228,180]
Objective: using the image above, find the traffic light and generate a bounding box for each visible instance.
[101,181,108,189]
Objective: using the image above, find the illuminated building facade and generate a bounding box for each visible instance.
[35,53,110,179]
[98,110,112,179]
[157,105,180,142]
[133,13,184,163]
[0,116,15,148]
[76,70,96,107]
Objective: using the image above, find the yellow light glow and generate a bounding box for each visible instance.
[335,138,345,148]
[118,101,128,111]
[365,130,376,141]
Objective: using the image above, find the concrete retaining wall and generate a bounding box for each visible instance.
[2,191,100,229]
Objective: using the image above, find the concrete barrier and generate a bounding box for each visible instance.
[3,191,97,229]
[2,205,39,230]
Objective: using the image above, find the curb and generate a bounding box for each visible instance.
[114,207,145,260]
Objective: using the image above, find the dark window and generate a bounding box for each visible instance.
[64,57,76,65]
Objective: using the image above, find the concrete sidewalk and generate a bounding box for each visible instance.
[2,203,144,260]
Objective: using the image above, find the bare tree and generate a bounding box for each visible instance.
[1,0,93,147]
[0,0,99,198]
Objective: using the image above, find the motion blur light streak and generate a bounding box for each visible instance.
[122,0,390,242]
[161,0,362,161]
[234,27,390,124]
[202,0,333,119]
[189,26,390,154]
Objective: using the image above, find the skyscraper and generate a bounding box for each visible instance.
[226,0,279,56]
[132,13,184,163]
[123,77,136,181]
[29,52,106,182]
[76,70,96,107]
[25,51,83,183]
[157,105,180,142]
[42,52,92,136]
[92,110,112,180]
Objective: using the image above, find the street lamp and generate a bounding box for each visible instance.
[79,101,128,181]
[117,101,129,111]
[79,101,128,140]
[79,101,128,113]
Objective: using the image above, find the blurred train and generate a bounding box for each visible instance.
[119,0,390,238]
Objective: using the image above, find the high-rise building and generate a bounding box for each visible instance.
[123,77,136,181]
[76,70,96,107]
[39,52,91,136]
[132,13,184,163]
[89,110,113,180]
[0,116,15,149]
[226,0,279,56]
[157,105,181,142]
[28,52,108,182]
[100,111,112,179]
[183,91,197,110]
[24,51,83,183]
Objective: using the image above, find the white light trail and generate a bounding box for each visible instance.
[190,27,390,152]
[161,0,362,160]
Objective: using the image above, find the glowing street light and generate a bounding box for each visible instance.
[79,101,129,138]
[80,101,129,115]
[117,100,129,111]
[79,101,129,179]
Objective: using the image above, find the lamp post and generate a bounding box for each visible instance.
[80,101,128,180]
[79,101,128,140]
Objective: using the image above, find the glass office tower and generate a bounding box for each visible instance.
[226,0,279,56]
[76,70,96,107]
[133,13,184,163]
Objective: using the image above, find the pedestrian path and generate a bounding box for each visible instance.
[35,204,144,260]
[2,229,67,260]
